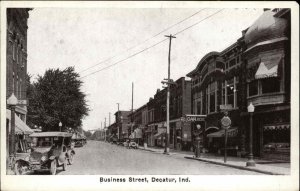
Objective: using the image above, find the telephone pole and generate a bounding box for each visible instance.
[163,34,176,155]
[131,82,134,135]
[109,112,111,126]
[117,103,120,140]
[104,117,107,141]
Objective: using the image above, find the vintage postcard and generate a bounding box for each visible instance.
[1,1,299,191]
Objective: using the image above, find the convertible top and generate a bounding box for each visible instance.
[29,131,73,138]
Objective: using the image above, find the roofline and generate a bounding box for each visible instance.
[187,51,220,77]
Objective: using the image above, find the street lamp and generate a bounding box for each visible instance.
[7,93,18,157]
[246,102,255,167]
[59,122,62,132]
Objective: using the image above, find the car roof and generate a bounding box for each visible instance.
[29,131,73,138]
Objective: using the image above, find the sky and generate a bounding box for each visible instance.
[27,7,263,131]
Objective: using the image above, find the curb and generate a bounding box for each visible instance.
[184,156,284,175]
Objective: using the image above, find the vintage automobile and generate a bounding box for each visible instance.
[129,140,138,149]
[14,132,75,175]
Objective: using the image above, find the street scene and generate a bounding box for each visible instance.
[3,3,296,187]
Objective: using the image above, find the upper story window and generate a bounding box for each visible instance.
[12,42,16,61]
[248,80,259,96]
[207,81,217,113]
[229,58,236,68]
[261,78,281,94]
[222,76,239,108]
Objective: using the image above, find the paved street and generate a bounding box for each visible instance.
[58,140,261,175]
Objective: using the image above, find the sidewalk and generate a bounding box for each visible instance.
[138,145,290,175]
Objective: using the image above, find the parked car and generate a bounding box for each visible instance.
[129,140,138,149]
[14,132,75,175]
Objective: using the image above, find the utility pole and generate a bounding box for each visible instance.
[109,112,111,126]
[163,34,176,155]
[131,82,134,135]
[104,117,106,141]
[117,103,120,140]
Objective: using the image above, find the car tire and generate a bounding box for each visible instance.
[63,159,67,171]
[50,160,57,175]
[14,161,25,175]
[68,153,74,165]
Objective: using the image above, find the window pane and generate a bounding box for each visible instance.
[210,92,215,112]
[261,78,281,94]
[249,80,258,96]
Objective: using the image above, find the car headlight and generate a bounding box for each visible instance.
[41,155,47,162]
[25,156,30,161]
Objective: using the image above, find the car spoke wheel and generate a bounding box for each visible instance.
[50,160,57,175]
[68,154,74,165]
[14,161,25,175]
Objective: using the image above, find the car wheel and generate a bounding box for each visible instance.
[68,153,74,165]
[50,160,57,175]
[14,161,25,175]
[63,159,67,171]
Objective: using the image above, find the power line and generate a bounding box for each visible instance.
[175,9,224,35]
[80,9,224,79]
[80,38,168,79]
[78,9,205,74]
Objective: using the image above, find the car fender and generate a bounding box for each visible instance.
[15,159,30,167]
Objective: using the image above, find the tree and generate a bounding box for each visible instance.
[27,67,89,132]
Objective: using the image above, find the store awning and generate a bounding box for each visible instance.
[263,124,290,131]
[255,56,282,79]
[207,128,238,138]
[154,128,166,138]
[7,109,33,135]
[134,128,143,138]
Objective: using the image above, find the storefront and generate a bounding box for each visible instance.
[262,123,290,161]
[181,115,206,151]
[6,109,34,155]
[207,127,239,156]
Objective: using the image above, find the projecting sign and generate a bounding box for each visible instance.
[220,104,233,110]
[181,115,206,122]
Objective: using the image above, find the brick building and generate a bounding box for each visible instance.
[145,77,192,150]
[186,8,291,160]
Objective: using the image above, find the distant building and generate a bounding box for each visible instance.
[128,104,147,145]
[145,77,192,150]
[114,111,131,140]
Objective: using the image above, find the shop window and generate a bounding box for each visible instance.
[248,80,258,97]
[261,78,281,94]
[196,101,201,115]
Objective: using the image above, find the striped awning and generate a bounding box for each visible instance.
[255,56,282,79]
[6,109,34,135]
[154,128,166,138]
[207,128,238,138]
[263,124,290,131]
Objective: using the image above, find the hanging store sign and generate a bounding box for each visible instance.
[181,115,206,122]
